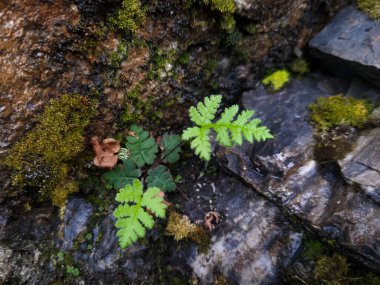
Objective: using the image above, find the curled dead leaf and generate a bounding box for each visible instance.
[91,136,120,169]
[204,211,221,231]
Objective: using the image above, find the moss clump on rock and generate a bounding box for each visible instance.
[357,0,380,19]
[166,211,211,253]
[110,0,145,33]
[314,254,349,285]
[4,94,97,207]
[309,94,373,130]
[204,0,235,13]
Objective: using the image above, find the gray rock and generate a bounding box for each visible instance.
[339,128,380,204]
[62,198,93,250]
[180,175,302,285]
[215,73,380,271]
[309,6,380,88]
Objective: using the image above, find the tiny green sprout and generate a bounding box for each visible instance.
[66,266,80,277]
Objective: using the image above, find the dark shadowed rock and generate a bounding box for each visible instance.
[309,6,380,88]
[215,73,380,271]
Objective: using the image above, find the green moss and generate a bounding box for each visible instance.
[203,58,218,80]
[177,52,191,66]
[166,211,211,253]
[262,69,291,91]
[109,0,146,33]
[220,14,236,32]
[314,254,349,285]
[4,94,97,207]
[309,94,373,130]
[302,239,326,261]
[203,0,235,13]
[245,24,257,34]
[357,0,380,19]
[289,58,309,75]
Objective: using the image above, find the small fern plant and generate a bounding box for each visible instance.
[114,179,167,248]
[182,95,273,160]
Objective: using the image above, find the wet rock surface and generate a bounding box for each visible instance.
[216,73,380,271]
[339,128,380,205]
[184,175,302,285]
[310,5,380,87]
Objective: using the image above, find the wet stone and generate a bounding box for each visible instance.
[310,6,380,88]
[215,73,380,271]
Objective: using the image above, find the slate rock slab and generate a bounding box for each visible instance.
[309,6,380,87]
[339,128,380,204]
[215,73,380,271]
[179,175,302,285]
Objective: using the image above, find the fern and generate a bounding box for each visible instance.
[146,165,176,192]
[101,159,141,189]
[182,95,273,161]
[126,125,158,167]
[160,133,181,163]
[114,179,167,248]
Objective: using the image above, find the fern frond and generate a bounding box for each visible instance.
[125,125,158,167]
[182,95,273,161]
[113,179,167,249]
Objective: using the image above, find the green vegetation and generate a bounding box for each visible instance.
[110,0,146,33]
[357,0,380,19]
[182,95,273,161]
[283,238,380,285]
[160,133,182,163]
[166,211,211,252]
[102,159,141,190]
[314,254,349,285]
[262,69,291,91]
[220,13,236,32]
[125,125,159,167]
[289,58,309,75]
[114,179,167,248]
[66,265,80,277]
[99,125,182,248]
[203,0,235,13]
[309,94,373,130]
[4,94,96,207]
[146,165,176,192]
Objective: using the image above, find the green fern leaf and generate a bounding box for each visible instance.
[146,165,176,192]
[160,133,181,163]
[114,179,167,249]
[101,159,141,189]
[126,125,158,167]
[182,95,273,161]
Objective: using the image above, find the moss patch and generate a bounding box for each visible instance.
[109,0,146,34]
[309,94,373,130]
[4,94,97,207]
[166,211,211,253]
[357,0,380,19]
[262,69,291,91]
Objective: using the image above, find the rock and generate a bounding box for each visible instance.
[215,73,380,271]
[339,128,380,204]
[309,6,380,88]
[62,198,93,250]
[177,175,302,285]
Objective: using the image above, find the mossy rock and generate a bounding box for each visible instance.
[309,94,373,130]
[4,94,97,207]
